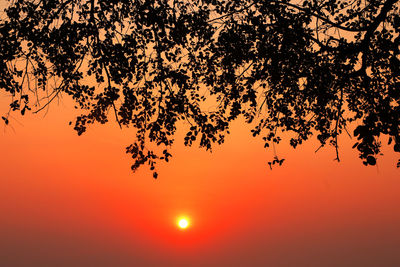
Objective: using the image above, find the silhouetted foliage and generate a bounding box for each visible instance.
[1,0,399,177]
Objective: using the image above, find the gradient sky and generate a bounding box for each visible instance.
[1,91,400,267]
[1,1,400,266]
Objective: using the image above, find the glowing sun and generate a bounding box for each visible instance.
[177,217,190,229]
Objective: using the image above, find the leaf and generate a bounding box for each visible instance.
[394,144,400,153]
[366,156,376,166]
[1,116,9,125]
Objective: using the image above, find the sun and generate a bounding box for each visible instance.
[177,217,190,229]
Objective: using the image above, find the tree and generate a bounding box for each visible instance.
[1,0,399,177]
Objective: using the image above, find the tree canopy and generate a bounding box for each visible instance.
[1,0,399,177]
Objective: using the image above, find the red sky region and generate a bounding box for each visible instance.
[1,90,400,267]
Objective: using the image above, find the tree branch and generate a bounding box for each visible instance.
[268,0,368,32]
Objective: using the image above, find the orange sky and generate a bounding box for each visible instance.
[1,1,399,265]
[1,92,400,266]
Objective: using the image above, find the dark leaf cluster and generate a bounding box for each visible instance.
[1,0,399,177]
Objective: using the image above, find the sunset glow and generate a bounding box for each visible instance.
[1,0,400,266]
[1,101,400,266]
